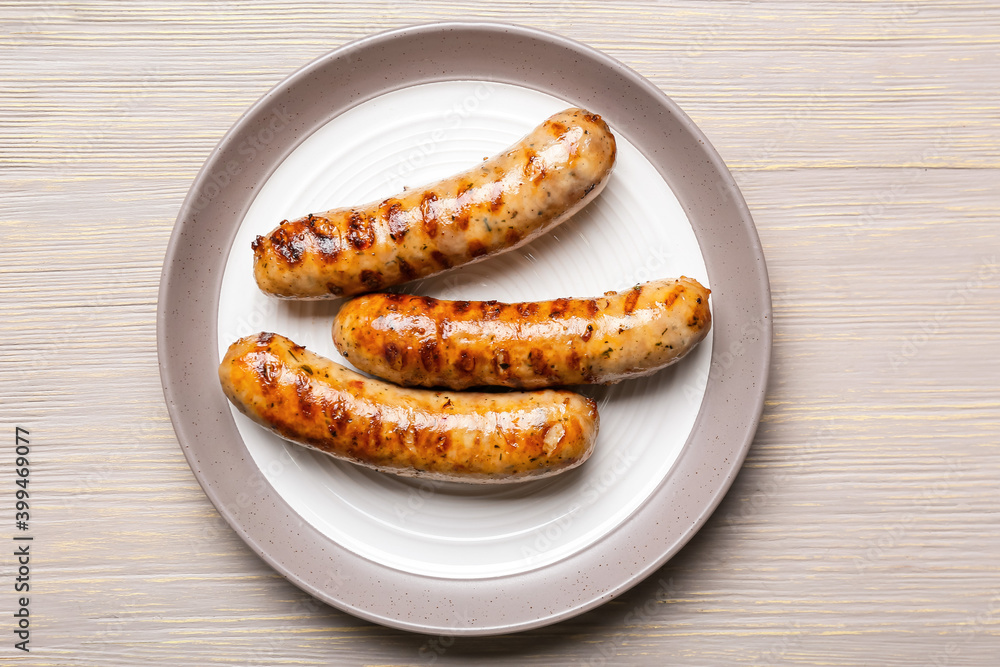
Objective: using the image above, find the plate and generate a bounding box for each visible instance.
[158,22,771,635]
[218,80,713,580]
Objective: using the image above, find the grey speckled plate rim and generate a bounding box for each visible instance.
[156,21,771,636]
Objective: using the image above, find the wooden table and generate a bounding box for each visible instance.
[3,1,998,664]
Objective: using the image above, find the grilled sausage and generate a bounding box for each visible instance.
[332,277,711,390]
[252,108,617,299]
[219,333,599,483]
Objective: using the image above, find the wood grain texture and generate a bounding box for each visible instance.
[1,0,998,664]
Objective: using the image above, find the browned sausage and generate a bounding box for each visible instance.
[219,333,600,483]
[331,277,711,390]
[251,108,617,298]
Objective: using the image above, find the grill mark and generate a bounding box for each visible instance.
[526,153,546,183]
[361,412,384,457]
[415,295,437,309]
[325,282,344,296]
[623,285,643,314]
[457,350,476,374]
[549,298,570,319]
[467,240,488,258]
[488,180,504,213]
[431,251,451,269]
[253,356,280,388]
[419,340,441,372]
[360,270,383,290]
[523,148,537,171]
[434,432,451,456]
[567,351,582,371]
[384,342,401,368]
[270,227,304,264]
[421,192,439,238]
[346,210,375,250]
[584,113,602,124]
[515,302,539,317]
[386,202,408,242]
[585,299,599,317]
[529,348,551,377]
[504,227,522,246]
[453,184,473,232]
[493,349,511,375]
[294,373,314,418]
[664,286,681,309]
[325,397,352,438]
[453,300,471,314]
[396,256,417,280]
[481,300,502,320]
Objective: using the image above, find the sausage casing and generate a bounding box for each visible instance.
[219,333,599,483]
[252,108,617,298]
[332,277,711,390]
